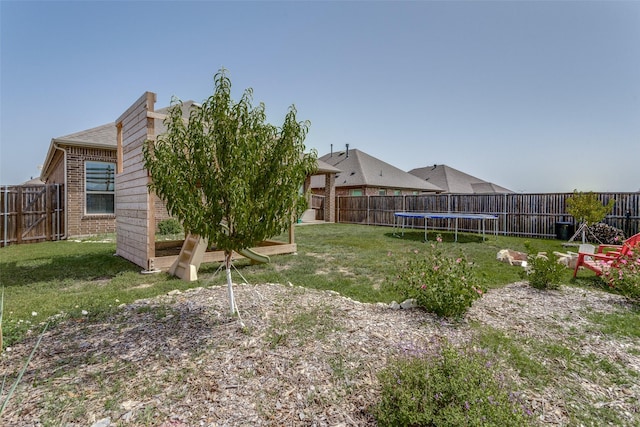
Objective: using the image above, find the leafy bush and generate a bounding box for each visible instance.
[157,218,183,235]
[588,223,625,245]
[605,243,640,301]
[387,236,485,318]
[375,339,534,427]
[520,244,563,290]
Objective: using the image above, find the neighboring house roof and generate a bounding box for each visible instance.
[22,177,45,185]
[311,148,442,192]
[315,159,341,174]
[408,164,513,194]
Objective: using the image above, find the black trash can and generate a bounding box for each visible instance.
[555,222,574,241]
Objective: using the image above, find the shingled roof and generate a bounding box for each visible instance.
[52,122,117,148]
[311,148,442,192]
[48,101,199,149]
[40,101,326,181]
[408,164,513,194]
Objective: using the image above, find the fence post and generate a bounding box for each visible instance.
[16,186,23,244]
[45,185,53,241]
[56,184,62,240]
[2,186,7,246]
[503,193,508,236]
[2,185,9,246]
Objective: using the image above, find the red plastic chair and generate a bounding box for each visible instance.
[573,233,640,277]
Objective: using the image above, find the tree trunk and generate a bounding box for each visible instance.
[224,251,236,315]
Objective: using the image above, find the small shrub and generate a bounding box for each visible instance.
[387,236,485,318]
[520,244,563,290]
[588,223,625,245]
[375,339,534,426]
[157,218,183,236]
[606,243,640,301]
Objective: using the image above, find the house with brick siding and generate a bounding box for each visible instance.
[40,101,210,238]
[310,147,443,196]
[40,122,119,237]
[40,101,335,237]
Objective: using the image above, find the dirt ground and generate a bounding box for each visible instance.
[1,281,638,426]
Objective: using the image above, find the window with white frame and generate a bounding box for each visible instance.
[85,161,115,214]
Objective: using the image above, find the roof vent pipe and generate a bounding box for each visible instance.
[346,143,349,158]
[330,143,333,157]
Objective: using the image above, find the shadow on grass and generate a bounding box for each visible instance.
[384,230,485,244]
[0,253,139,288]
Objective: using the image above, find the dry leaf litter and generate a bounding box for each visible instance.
[1,281,639,426]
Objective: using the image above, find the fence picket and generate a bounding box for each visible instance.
[0,184,65,247]
[336,193,639,239]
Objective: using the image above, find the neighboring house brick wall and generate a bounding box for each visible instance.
[325,173,336,222]
[154,196,172,229]
[65,146,117,237]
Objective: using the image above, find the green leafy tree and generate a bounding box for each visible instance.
[143,69,317,313]
[566,190,615,243]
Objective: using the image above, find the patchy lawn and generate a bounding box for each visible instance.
[2,281,639,426]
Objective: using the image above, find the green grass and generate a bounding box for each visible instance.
[0,239,200,347]
[473,326,553,388]
[0,224,584,348]
[1,223,639,426]
[472,322,639,426]
[202,224,576,301]
[585,308,640,338]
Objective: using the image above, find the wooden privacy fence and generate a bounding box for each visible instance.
[311,194,325,220]
[337,192,640,239]
[1,184,65,247]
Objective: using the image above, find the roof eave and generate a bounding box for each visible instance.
[52,138,116,149]
[41,138,116,182]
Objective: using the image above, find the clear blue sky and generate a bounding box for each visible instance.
[1,0,639,192]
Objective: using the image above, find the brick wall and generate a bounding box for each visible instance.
[325,173,336,222]
[153,196,173,230]
[65,146,117,237]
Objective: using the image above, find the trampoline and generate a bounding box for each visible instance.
[393,212,498,242]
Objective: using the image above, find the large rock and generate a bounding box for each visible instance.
[400,299,418,309]
[496,249,528,266]
[553,251,579,269]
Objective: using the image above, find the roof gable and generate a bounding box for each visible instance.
[52,100,201,149]
[408,164,513,194]
[314,149,442,192]
[54,122,117,148]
